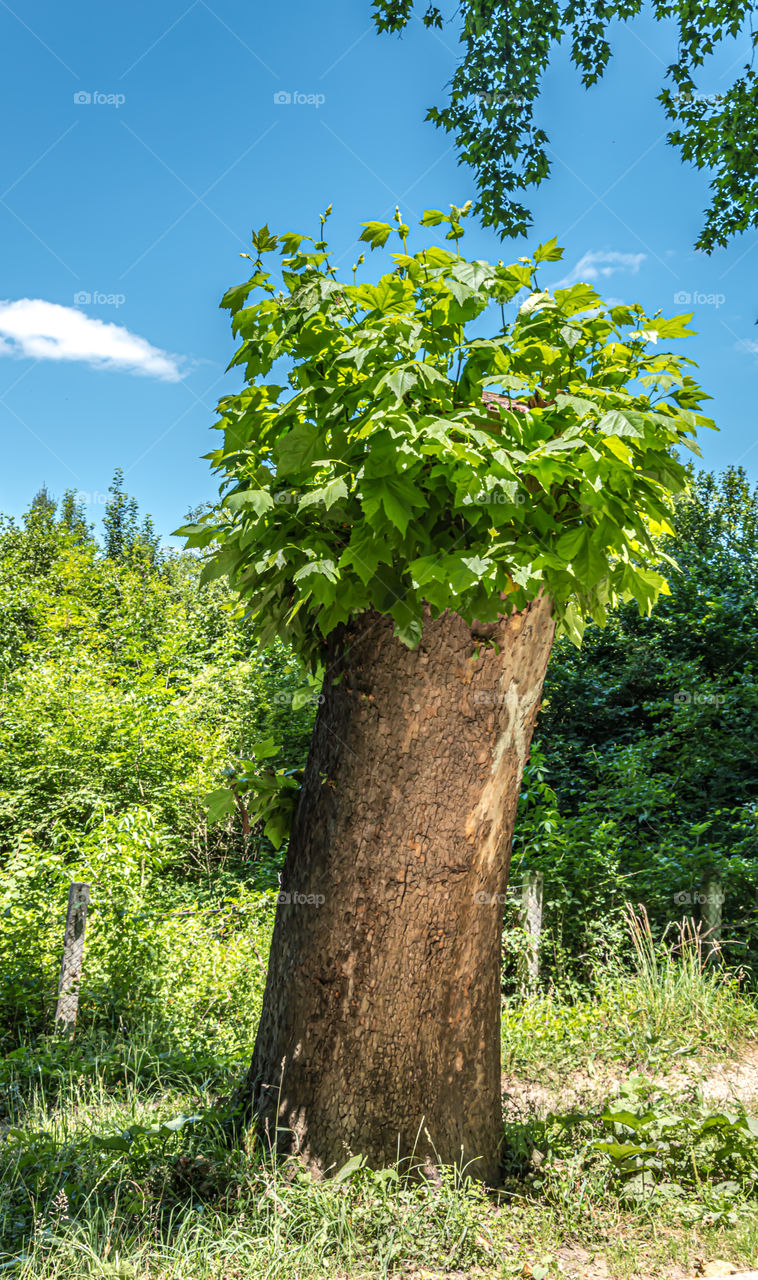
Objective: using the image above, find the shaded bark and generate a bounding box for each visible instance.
[245,595,555,1182]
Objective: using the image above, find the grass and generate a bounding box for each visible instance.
[2,910,758,1279]
[502,907,758,1077]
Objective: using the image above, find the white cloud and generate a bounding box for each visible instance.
[736,338,758,356]
[553,250,647,290]
[0,299,182,381]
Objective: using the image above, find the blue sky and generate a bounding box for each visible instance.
[1,0,756,540]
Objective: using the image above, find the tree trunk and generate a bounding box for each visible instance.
[245,595,555,1183]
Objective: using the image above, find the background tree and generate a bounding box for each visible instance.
[371,1,758,249]
[181,205,712,1180]
[513,464,758,982]
[103,468,162,566]
[0,480,314,1045]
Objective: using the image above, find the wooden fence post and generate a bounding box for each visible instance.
[520,870,544,994]
[55,882,90,1036]
[700,871,723,963]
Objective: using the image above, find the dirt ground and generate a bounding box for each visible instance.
[496,1049,758,1280]
[501,1047,758,1125]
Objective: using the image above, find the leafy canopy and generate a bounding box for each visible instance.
[372,1,758,250]
[179,204,713,666]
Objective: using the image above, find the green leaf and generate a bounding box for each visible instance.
[263,809,293,851]
[559,324,582,350]
[519,291,556,316]
[220,279,260,312]
[447,278,476,306]
[594,1141,649,1159]
[203,788,237,824]
[420,209,448,226]
[298,477,349,511]
[334,1154,367,1183]
[249,738,281,760]
[380,366,420,401]
[363,475,426,536]
[553,283,603,315]
[293,559,339,584]
[359,221,393,250]
[596,409,647,438]
[94,1134,132,1152]
[225,489,275,515]
[275,423,322,476]
[445,221,465,240]
[554,393,597,418]
[534,236,564,262]
[555,526,586,562]
[199,543,240,585]
[251,224,279,254]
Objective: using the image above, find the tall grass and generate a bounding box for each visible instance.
[502,904,758,1074]
[0,1045,493,1279]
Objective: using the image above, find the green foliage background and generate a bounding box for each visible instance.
[0,460,755,1060]
[511,465,758,984]
[0,480,314,1052]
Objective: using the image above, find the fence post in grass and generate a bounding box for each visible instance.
[700,870,723,963]
[55,882,90,1036]
[520,870,544,994]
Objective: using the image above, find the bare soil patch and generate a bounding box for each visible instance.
[501,1045,758,1123]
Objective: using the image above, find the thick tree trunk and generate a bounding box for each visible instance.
[245,595,555,1183]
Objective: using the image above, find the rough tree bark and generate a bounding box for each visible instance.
[245,594,555,1183]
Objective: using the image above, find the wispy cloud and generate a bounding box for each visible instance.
[553,250,647,290]
[0,299,182,380]
[736,338,758,356]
